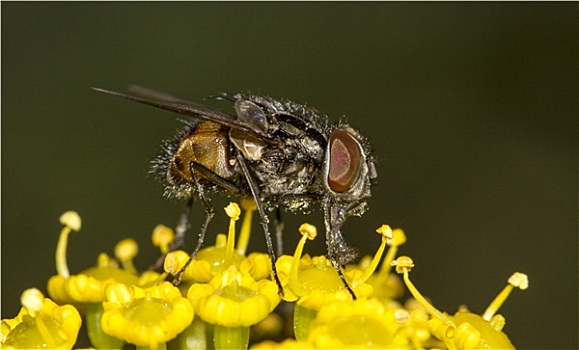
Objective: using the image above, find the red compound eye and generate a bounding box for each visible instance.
[328,129,361,193]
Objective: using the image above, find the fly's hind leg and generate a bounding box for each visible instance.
[274,208,284,257]
[149,197,193,271]
[172,161,241,285]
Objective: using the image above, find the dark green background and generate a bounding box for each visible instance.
[2,3,577,349]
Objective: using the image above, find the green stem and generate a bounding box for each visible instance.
[170,316,211,350]
[137,343,166,350]
[293,303,317,341]
[86,302,125,349]
[213,325,249,350]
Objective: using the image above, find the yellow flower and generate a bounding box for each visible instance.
[250,338,312,349]
[47,211,164,305]
[276,223,393,341]
[395,298,439,348]
[8,204,532,349]
[48,252,140,304]
[277,224,363,304]
[306,298,403,349]
[392,256,528,349]
[101,281,194,349]
[164,236,245,283]
[1,288,81,350]
[357,227,406,301]
[164,202,270,283]
[186,268,280,349]
[187,268,280,327]
[164,202,278,349]
[46,211,165,349]
[56,252,147,350]
[48,211,142,305]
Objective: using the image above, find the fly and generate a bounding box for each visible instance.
[92,86,378,299]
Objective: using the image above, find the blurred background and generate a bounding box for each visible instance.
[2,3,576,349]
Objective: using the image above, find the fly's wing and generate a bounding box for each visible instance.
[128,85,209,106]
[91,87,270,139]
[128,85,270,134]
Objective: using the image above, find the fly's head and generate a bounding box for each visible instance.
[322,123,378,265]
[324,125,376,200]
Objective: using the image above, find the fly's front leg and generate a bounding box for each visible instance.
[274,192,324,259]
[236,154,284,295]
[323,198,357,300]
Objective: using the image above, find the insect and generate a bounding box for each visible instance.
[92,86,377,298]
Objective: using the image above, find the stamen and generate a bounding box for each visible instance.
[352,224,392,287]
[224,202,241,266]
[392,256,453,326]
[114,238,139,273]
[289,223,317,296]
[237,198,257,255]
[379,228,406,276]
[55,211,81,278]
[482,272,529,321]
[151,224,175,254]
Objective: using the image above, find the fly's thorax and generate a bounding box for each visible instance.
[227,97,329,207]
[229,128,267,161]
[245,133,326,203]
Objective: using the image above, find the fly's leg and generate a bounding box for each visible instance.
[329,251,356,300]
[274,193,323,258]
[274,208,284,257]
[323,198,357,300]
[172,162,216,285]
[150,160,236,272]
[236,153,284,295]
[149,197,193,271]
[186,160,241,195]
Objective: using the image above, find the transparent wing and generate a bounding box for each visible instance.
[91,87,270,138]
[128,85,209,106]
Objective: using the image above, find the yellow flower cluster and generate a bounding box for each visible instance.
[1,204,529,349]
[1,288,81,349]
